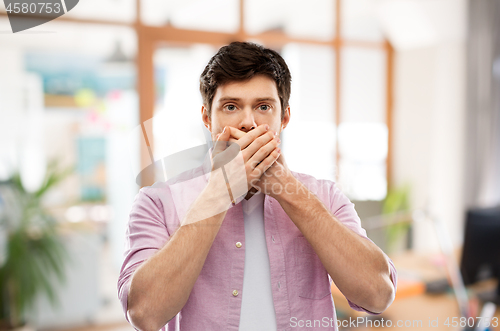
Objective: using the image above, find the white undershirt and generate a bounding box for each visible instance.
[238,192,277,331]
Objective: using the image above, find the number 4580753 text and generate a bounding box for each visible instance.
[5,3,62,14]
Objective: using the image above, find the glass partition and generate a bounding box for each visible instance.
[338,47,387,200]
[141,0,239,32]
[281,43,336,181]
[152,44,216,181]
[245,0,335,40]
[342,0,384,41]
[66,0,136,23]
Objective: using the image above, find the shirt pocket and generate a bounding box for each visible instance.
[294,236,331,300]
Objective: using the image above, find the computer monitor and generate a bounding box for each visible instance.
[460,206,500,304]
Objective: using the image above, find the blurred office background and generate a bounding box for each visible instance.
[0,0,499,330]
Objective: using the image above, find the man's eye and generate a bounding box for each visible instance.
[259,105,270,111]
[226,105,236,111]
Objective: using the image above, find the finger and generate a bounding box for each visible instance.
[244,131,279,163]
[228,127,246,140]
[250,135,279,166]
[235,124,270,150]
[252,147,281,178]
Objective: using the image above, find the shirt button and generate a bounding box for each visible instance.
[235,242,242,248]
[272,236,275,243]
[232,290,239,297]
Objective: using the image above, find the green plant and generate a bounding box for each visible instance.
[0,160,72,329]
[383,184,412,253]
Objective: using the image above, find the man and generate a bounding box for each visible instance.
[118,42,397,331]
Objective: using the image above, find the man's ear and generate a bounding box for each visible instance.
[281,106,291,130]
[201,105,211,131]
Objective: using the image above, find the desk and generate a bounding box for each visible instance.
[331,251,500,330]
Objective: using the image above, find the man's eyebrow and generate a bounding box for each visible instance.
[217,97,279,103]
[217,97,241,103]
[255,97,279,103]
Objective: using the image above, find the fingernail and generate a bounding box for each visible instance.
[265,125,269,131]
[277,148,281,153]
[275,131,278,136]
[277,138,281,144]
[223,127,227,133]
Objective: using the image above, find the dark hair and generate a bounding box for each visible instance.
[200,41,291,119]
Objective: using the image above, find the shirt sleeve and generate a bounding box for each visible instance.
[327,180,398,315]
[117,186,173,323]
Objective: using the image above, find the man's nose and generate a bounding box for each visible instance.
[238,109,256,132]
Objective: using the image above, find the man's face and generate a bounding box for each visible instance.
[202,74,290,140]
